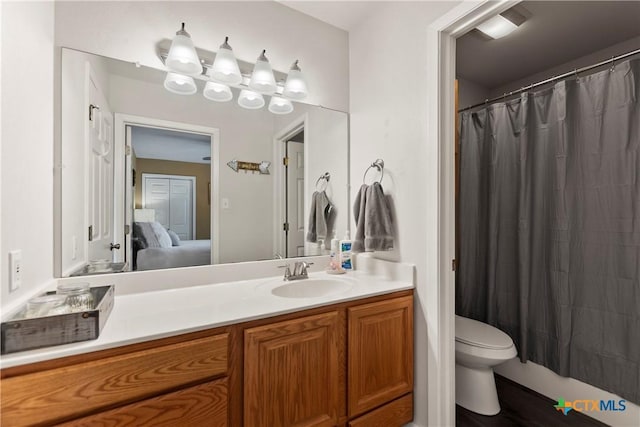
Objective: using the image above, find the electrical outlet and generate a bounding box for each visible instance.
[9,250,22,292]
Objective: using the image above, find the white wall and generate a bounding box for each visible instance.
[54,1,349,112]
[348,2,461,426]
[1,1,56,310]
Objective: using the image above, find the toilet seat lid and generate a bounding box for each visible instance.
[455,315,513,349]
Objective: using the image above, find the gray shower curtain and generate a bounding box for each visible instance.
[457,58,640,404]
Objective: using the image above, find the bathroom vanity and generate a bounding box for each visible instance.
[1,261,414,427]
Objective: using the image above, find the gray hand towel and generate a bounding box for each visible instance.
[353,184,368,252]
[352,182,394,252]
[364,182,393,251]
[306,191,336,248]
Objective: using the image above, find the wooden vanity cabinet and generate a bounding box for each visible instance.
[1,290,413,427]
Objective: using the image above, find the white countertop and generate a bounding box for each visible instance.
[1,263,413,369]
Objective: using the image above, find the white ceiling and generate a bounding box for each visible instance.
[456,1,640,89]
[277,1,379,31]
[131,126,211,164]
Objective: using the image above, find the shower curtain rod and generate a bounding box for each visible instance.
[458,47,640,113]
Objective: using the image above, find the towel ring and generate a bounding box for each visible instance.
[315,172,330,191]
[362,159,384,184]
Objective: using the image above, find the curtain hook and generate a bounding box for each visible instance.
[610,56,615,72]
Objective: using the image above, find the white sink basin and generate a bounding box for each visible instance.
[271,278,353,298]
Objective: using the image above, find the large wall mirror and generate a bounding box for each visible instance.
[57,47,349,277]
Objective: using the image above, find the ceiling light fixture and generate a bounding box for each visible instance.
[165,23,203,75]
[283,60,308,100]
[249,50,277,94]
[475,8,526,40]
[209,37,242,85]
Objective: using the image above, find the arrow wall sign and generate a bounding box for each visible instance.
[227,159,270,175]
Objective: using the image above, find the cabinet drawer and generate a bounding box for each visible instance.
[60,378,228,427]
[348,393,413,427]
[1,333,228,426]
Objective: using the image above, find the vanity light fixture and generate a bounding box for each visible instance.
[238,89,265,109]
[248,50,277,94]
[283,60,308,100]
[165,23,203,76]
[160,27,300,114]
[209,37,242,85]
[268,96,294,115]
[163,72,197,95]
[203,81,233,102]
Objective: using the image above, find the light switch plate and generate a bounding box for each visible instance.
[9,250,22,292]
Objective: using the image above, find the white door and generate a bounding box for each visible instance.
[87,72,115,262]
[142,175,195,240]
[143,177,171,228]
[286,141,305,256]
[169,179,193,239]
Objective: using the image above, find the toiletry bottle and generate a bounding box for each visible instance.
[326,232,345,274]
[339,231,353,270]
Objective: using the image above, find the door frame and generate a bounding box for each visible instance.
[141,173,197,240]
[427,1,520,425]
[272,113,308,258]
[114,113,220,265]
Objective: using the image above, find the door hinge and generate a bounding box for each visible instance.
[124,224,130,235]
[125,145,131,156]
[283,222,290,232]
[283,157,289,166]
[452,259,457,271]
[88,225,93,242]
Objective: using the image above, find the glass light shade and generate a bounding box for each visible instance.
[210,38,242,85]
[283,61,308,100]
[164,72,197,95]
[165,25,203,76]
[238,89,265,109]
[476,15,518,39]
[203,81,233,102]
[202,82,233,102]
[268,97,294,115]
[249,50,277,94]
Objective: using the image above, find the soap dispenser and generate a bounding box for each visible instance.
[339,231,353,270]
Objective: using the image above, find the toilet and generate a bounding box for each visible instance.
[455,315,517,416]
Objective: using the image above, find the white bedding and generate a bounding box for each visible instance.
[136,240,211,271]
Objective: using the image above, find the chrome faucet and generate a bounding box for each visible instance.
[279,261,314,281]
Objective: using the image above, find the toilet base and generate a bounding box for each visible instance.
[455,363,501,416]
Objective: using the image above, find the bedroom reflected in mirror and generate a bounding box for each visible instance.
[56,47,349,278]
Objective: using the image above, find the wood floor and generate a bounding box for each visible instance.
[456,374,609,427]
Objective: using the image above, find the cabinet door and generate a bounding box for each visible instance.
[348,296,413,417]
[244,311,342,427]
